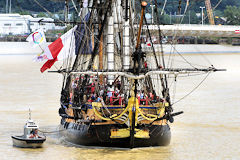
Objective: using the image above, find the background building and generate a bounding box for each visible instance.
[0,14,57,36]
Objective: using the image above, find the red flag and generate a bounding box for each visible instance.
[39,38,63,73]
[40,26,77,72]
[40,58,58,73]
[235,30,240,34]
[46,38,64,59]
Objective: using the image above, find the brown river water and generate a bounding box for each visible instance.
[0,53,239,160]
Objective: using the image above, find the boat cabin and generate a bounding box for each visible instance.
[23,119,39,138]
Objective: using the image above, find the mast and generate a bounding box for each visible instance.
[64,0,69,22]
[135,2,146,50]
[99,26,104,84]
[130,1,147,149]
[133,1,147,74]
[152,0,172,113]
[123,0,130,70]
[87,0,112,70]
[122,0,130,98]
[107,10,114,91]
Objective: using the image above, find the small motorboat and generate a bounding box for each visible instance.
[11,110,46,148]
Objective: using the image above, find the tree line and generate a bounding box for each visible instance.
[1,0,240,25]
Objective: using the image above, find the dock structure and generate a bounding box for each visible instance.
[143,24,240,37]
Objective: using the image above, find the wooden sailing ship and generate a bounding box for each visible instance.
[41,0,224,148]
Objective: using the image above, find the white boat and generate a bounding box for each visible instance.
[11,111,46,148]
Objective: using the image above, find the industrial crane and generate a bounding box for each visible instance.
[204,0,215,25]
[178,0,215,25]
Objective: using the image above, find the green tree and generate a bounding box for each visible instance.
[159,14,171,24]
[216,0,240,9]
[224,6,240,25]
[19,11,30,15]
[37,12,47,17]
[190,10,199,24]
[214,10,224,17]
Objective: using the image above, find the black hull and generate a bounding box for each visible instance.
[12,136,46,144]
[11,136,46,148]
[60,119,171,148]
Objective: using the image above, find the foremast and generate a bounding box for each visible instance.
[129,1,147,148]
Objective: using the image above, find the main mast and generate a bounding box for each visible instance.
[107,6,114,91]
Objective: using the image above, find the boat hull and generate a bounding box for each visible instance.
[11,136,46,148]
[59,120,171,148]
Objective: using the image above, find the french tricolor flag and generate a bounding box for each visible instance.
[40,26,77,73]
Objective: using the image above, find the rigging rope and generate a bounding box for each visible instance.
[152,0,169,100]
[172,72,211,105]
[161,0,168,15]
[194,46,213,66]
[33,0,65,24]
[148,0,214,108]
[180,0,189,24]
[71,0,79,14]
[178,0,214,66]
[171,74,177,104]
[213,0,223,10]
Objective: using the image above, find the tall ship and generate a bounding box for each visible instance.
[35,0,224,148]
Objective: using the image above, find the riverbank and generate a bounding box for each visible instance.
[0,36,57,43]
[0,42,240,55]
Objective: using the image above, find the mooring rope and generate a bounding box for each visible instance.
[38,126,65,134]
